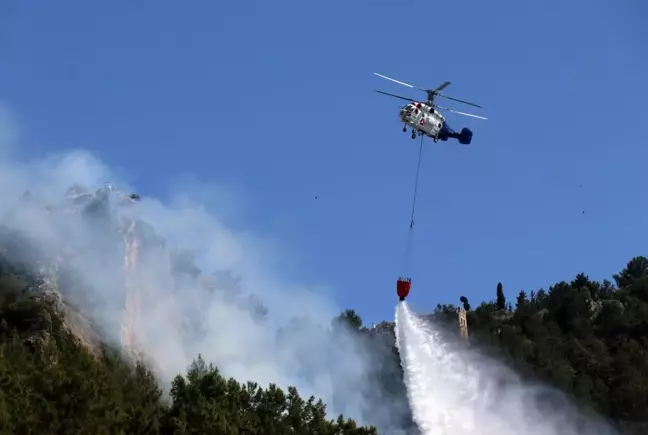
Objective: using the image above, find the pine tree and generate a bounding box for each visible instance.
[496,282,506,310]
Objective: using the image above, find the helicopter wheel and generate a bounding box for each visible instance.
[403,127,407,132]
[411,131,417,139]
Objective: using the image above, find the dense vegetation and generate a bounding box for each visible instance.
[430,255,648,435]
[1,211,647,434]
[0,258,378,435]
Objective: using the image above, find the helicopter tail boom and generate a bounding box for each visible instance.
[439,125,472,145]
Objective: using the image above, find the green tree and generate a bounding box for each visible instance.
[332,309,363,331]
[459,296,471,311]
[496,282,506,310]
[515,290,528,309]
[613,256,648,288]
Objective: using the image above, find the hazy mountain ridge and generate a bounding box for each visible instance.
[2,179,648,434]
[0,182,416,433]
[1,183,266,365]
[0,254,379,434]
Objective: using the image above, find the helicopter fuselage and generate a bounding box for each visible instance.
[399,102,445,138]
[399,102,472,145]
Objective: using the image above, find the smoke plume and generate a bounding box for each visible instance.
[0,105,408,432]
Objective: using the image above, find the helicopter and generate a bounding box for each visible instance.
[374,72,486,144]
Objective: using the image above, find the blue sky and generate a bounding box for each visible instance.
[1,0,646,325]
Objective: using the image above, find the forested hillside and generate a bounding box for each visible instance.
[0,255,378,434]
[1,217,647,434]
[430,256,648,435]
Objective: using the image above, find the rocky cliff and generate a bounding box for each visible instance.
[0,183,187,375]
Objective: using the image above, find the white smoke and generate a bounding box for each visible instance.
[0,105,408,432]
[395,302,617,435]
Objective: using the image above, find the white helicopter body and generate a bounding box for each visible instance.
[399,101,446,139]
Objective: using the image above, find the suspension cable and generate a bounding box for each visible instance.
[409,134,425,230]
[401,134,425,275]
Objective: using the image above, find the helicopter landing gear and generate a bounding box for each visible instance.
[411,130,417,140]
[403,126,407,132]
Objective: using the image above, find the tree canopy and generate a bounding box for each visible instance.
[434,256,648,435]
[0,258,377,435]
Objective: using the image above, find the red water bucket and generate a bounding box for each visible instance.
[397,277,411,301]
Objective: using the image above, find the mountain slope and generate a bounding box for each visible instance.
[0,253,378,434]
[3,180,647,434]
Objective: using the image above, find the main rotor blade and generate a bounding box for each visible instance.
[375,73,482,109]
[374,72,421,90]
[375,90,415,102]
[432,81,451,92]
[437,105,487,120]
[375,73,458,101]
[436,93,482,108]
